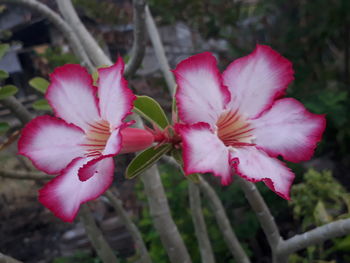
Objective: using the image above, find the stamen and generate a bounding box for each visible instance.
[81,120,111,157]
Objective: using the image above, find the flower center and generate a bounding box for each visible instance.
[82,120,111,157]
[216,110,255,148]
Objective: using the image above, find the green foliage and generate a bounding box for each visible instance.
[39,47,79,70]
[0,70,8,80]
[133,96,169,129]
[0,43,9,59]
[29,77,50,94]
[53,251,101,263]
[125,144,172,179]
[0,122,10,135]
[32,99,51,111]
[0,84,17,99]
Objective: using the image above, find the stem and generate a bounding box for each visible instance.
[56,0,112,67]
[2,0,94,71]
[124,0,147,78]
[0,169,52,180]
[105,189,152,263]
[198,177,250,263]
[0,252,23,263]
[188,181,216,263]
[80,205,119,263]
[0,96,33,125]
[141,165,192,263]
[145,6,176,96]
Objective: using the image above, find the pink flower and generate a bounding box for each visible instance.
[174,45,326,199]
[18,58,154,222]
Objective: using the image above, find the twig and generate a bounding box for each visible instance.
[0,96,33,125]
[275,218,350,263]
[56,0,112,67]
[2,0,94,71]
[188,181,215,263]
[80,205,120,263]
[0,252,23,263]
[105,189,152,263]
[141,165,192,263]
[0,169,52,180]
[198,177,250,263]
[124,0,147,78]
[235,176,281,250]
[145,6,176,96]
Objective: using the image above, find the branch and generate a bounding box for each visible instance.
[2,0,94,71]
[199,177,250,263]
[145,6,176,96]
[0,252,23,263]
[56,0,112,67]
[0,169,52,180]
[235,176,282,249]
[275,218,350,262]
[104,189,152,263]
[188,181,216,263]
[141,165,192,263]
[79,205,120,263]
[0,96,33,125]
[124,0,147,78]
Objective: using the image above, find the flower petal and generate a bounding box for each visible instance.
[39,157,114,222]
[178,122,232,185]
[252,98,326,162]
[174,52,231,127]
[97,58,136,129]
[223,45,294,119]
[46,64,100,131]
[231,147,294,199]
[18,115,85,174]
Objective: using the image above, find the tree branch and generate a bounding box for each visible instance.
[141,165,192,263]
[56,0,112,67]
[0,96,33,125]
[0,252,23,263]
[124,0,147,78]
[104,189,152,263]
[2,0,94,71]
[80,205,120,263]
[0,169,52,180]
[199,177,250,263]
[145,6,176,96]
[188,181,216,263]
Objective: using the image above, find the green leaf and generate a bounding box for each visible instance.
[126,144,172,179]
[29,77,50,93]
[0,70,8,80]
[0,85,18,99]
[0,43,9,59]
[32,99,52,111]
[0,122,10,135]
[133,95,169,129]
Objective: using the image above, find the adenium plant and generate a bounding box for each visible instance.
[18,45,325,221]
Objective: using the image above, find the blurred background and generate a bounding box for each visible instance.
[0,0,349,262]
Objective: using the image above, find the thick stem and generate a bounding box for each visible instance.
[145,6,176,96]
[0,96,33,125]
[0,252,23,263]
[141,165,192,263]
[199,177,250,263]
[80,205,119,263]
[2,0,94,71]
[105,189,152,263]
[188,181,216,263]
[0,169,52,180]
[124,0,147,78]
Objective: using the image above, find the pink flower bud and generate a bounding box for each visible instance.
[120,127,154,153]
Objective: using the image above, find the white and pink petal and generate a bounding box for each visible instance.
[177,122,232,185]
[39,157,114,222]
[18,115,85,174]
[230,147,294,200]
[46,64,100,131]
[97,58,136,130]
[174,52,230,127]
[223,45,294,119]
[251,98,326,162]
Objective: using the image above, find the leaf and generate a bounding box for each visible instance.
[29,77,50,93]
[32,99,51,111]
[313,201,332,225]
[0,122,10,135]
[126,144,172,179]
[0,43,9,59]
[0,70,8,80]
[133,95,169,129]
[0,85,18,99]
